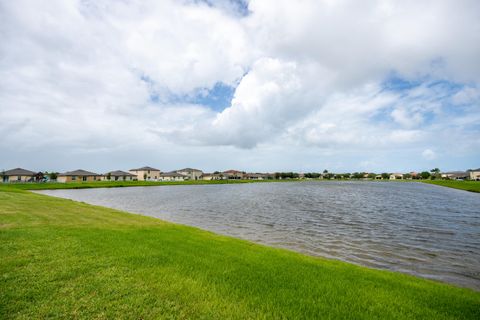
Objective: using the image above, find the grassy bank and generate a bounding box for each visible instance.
[1,189,479,319]
[0,179,274,191]
[421,180,480,193]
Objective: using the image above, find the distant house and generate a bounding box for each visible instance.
[375,174,383,180]
[159,172,187,182]
[468,169,480,181]
[441,171,469,180]
[223,170,244,180]
[129,166,161,181]
[245,173,269,180]
[201,173,225,180]
[1,168,36,183]
[389,173,404,180]
[175,168,203,180]
[103,170,136,181]
[57,169,101,183]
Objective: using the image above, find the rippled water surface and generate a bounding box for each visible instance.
[38,181,480,290]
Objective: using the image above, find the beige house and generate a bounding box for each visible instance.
[201,173,225,180]
[57,169,101,183]
[1,168,36,183]
[103,170,136,181]
[245,173,269,180]
[389,173,404,180]
[441,171,468,180]
[469,168,480,181]
[175,168,203,180]
[159,172,187,182]
[129,166,161,181]
[223,170,244,179]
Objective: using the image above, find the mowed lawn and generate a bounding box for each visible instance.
[421,180,480,193]
[1,189,479,319]
[3,179,272,191]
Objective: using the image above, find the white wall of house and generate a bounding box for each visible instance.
[470,171,480,180]
[176,170,203,180]
[201,174,225,180]
[102,176,135,181]
[129,170,160,181]
[389,174,403,180]
[159,175,185,182]
[4,175,34,182]
[57,175,100,183]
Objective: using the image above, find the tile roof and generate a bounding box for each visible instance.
[223,170,243,174]
[176,168,203,172]
[59,169,100,176]
[3,168,37,176]
[105,170,136,176]
[160,172,186,177]
[129,166,160,171]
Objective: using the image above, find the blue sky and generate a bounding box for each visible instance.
[176,82,236,112]
[0,0,479,173]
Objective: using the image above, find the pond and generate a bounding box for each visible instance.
[37,181,480,290]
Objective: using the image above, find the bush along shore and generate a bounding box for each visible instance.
[1,188,479,319]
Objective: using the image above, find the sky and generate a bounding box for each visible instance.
[1,0,479,173]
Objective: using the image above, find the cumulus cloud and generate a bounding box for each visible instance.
[0,0,479,172]
[422,149,437,161]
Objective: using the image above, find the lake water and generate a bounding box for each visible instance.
[37,181,480,290]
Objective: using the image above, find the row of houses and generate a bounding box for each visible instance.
[0,167,275,183]
[343,170,480,181]
[2,166,480,183]
[440,171,476,180]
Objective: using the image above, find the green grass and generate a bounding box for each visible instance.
[0,179,276,191]
[421,180,480,193]
[1,189,479,319]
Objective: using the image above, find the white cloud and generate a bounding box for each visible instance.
[0,0,479,172]
[391,108,424,128]
[422,149,437,161]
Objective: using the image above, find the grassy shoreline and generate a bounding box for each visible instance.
[1,188,479,318]
[2,179,479,195]
[420,180,480,193]
[0,179,276,190]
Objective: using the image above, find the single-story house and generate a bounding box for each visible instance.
[468,169,480,181]
[103,170,136,181]
[389,173,404,180]
[245,173,269,180]
[441,171,469,180]
[1,168,37,183]
[159,172,187,182]
[201,173,225,180]
[223,170,244,180]
[57,169,101,183]
[375,175,383,180]
[175,168,203,180]
[129,166,161,181]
